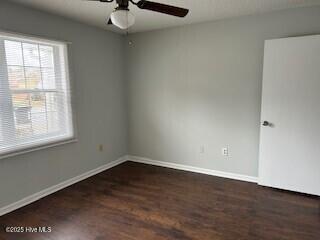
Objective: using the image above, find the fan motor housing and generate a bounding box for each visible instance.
[116,0,129,8]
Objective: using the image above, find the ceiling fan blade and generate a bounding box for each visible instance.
[137,1,189,17]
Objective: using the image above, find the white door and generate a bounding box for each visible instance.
[259,35,320,196]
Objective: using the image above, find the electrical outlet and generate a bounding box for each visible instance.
[222,147,228,156]
[200,146,205,154]
[98,144,104,152]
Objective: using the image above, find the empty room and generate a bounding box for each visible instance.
[0,0,319,239]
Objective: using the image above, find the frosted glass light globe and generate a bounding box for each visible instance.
[110,10,135,30]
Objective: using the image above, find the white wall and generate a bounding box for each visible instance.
[0,1,127,208]
[126,7,320,177]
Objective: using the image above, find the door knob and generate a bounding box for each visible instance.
[262,121,270,126]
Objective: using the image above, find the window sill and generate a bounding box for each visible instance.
[0,138,78,160]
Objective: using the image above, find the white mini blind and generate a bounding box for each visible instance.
[0,32,74,157]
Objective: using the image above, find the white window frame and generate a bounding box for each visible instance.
[0,31,77,159]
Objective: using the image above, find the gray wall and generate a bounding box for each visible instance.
[0,1,127,208]
[126,7,320,177]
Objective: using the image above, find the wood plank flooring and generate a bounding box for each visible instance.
[0,161,319,240]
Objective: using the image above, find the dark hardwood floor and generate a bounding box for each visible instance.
[0,161,319,240]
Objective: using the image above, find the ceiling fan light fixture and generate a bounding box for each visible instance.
[110,9,135,29]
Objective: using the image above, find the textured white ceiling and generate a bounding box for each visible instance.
[7,0,320,33]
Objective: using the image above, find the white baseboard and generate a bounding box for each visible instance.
[128,155,258,183]
[0,155,127,217]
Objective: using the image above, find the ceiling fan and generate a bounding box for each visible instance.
[86,0,189,30]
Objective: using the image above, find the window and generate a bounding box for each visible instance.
[0,32,74,157]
